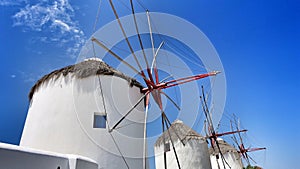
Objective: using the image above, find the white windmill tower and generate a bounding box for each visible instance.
[209,138,243,169]
[20,58,146,169]
[154,120,212,169]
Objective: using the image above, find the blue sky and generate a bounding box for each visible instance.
[0,0,299,169]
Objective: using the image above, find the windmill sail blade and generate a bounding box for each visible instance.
[231,136,239,149]
[214,130,248,138]
[201,86,214,131]
[230,121,242,148]
[146,10,155,74]
[237,128,244,146]
[91,37,155,87]
[108,0,145,74]
[151,41,164,84]
[200,90,214,136]
[109,91,149,132]
[130,0,149,69]
[233,115,245,146]
[200,96,209,120]
[162,71,220,89]
[248,147,266,152]
[244,152,251,166]
[151,41,165,73]
[160,91,181,111]
[129,0,157,88]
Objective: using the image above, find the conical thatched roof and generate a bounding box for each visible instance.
[209,138,238,155]
[29,58,143,100]
[155,120,205,147]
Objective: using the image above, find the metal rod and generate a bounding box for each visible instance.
[151,41,165,72]
[143,93,150,169]
[161,111,167,169]
[146,10,155,75]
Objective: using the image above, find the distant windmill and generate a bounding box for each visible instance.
[230,116,266,167]
[200,86,247,169]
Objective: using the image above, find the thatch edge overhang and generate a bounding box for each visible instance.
[155,120,205,147]
[209,139,238,155]
[29,59,144,100]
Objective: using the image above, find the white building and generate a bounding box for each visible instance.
[154,120,212,169]
[209,138,243,169]
[1,58,146,169]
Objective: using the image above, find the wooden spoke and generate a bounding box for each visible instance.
[164,116,181,169]
[109,91,150,132]
[160,91,181,111]
[92,37,155,87]
[109,0,145,74]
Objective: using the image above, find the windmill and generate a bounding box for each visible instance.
[230,117,266,167]
[200,86,247,169]
[88,0,223,169]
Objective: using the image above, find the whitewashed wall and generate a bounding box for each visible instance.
[0,142,98,169]
[210,152,243,169]
[154,139,212,169]
[20,73,145,169]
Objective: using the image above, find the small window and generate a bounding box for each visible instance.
[164,142,170,152]
[93,112,107,128]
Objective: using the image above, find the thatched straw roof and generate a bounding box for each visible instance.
[155,120,205,147]
[209,138,238,155]
[29,58,143,100]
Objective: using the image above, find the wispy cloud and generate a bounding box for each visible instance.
[18,71,38,83]
[0,0,27,6]
[11,0,85,59]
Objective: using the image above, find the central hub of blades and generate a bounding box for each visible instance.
[142,82,167,93]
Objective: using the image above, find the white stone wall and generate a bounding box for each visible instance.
[20,74,145,169]
[154,139,212,169]
[210,152,243,169]
[0,142,98,169]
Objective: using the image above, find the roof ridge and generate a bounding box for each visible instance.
[28,59,143,100]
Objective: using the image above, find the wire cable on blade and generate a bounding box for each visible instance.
[110,132,130,169]
[136,0,147,11]
[145,13,212,72]
[117,0,131,11]
[92,0,102,58]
